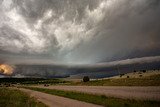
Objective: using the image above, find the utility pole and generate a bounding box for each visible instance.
[117,66,120,76]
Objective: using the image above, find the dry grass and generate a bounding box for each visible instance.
[0,88,47,107]
[23,86,160,107]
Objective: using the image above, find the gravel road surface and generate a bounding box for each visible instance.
[19,88,102,107]
[34,86,160,101]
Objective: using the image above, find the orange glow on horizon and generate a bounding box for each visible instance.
[0,64,14,75]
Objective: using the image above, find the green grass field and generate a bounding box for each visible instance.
[72,74,160,86]
[23,87,160,107]
[0,78,68,85]
[0,88,47,107]
[1,72,159,86]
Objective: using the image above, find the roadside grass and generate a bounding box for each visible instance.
[23,79,70,85]
[72,74,160,86]
[0,78,69,85]
[23,86,160,107]
[0,88,47,107]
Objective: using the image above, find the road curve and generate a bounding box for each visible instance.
[18,88,102,107]
[34,85,160,101]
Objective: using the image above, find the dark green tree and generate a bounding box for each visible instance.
[83,76,90,82]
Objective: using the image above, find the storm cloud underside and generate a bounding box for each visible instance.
[0,0,160,66]
[0,0,160,76]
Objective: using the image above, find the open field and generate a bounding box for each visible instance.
[1,74,159,86]
[22,86,160,107]
[0,70,159,86]
[33,86,160,101]
[0,70,160,107]
[22,72,160,106]
[0,88,47,107]
[71,73,160,86]
[0,78,68,85]
[108,70,160,79]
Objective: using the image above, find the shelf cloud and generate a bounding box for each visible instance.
[0,0,160,77]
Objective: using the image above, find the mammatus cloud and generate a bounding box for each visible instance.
[0,0,160,65]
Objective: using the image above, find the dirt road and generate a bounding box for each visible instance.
[18,88,102,107]
[34,86,160,101]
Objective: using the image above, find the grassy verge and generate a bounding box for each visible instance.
[0,88,47,107]
[72,74,160,86]
[0,78,70,85]
[23,86,160,107]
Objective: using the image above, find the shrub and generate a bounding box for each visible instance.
[120,74,124,77]
[83,76,90,82]
[142,70,146,73]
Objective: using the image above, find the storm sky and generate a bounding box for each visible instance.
[0,0,160,66]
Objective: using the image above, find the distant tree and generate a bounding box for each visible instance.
[142,70,146,73]
[133,70,136,73]
[120,74,124,77]
[83,76,90,82]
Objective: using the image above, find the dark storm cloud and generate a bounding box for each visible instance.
[11,56,160,78]
[71,0,160,63]
[0,0,160,65]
